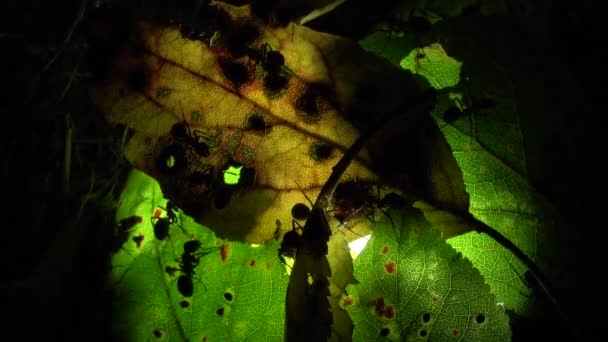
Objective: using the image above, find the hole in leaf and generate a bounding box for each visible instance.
[156,144,187,175]
[309,142,334,162]
[224,292,233,301]
[419,329,427,337]
[216,307,225,316]
[422,312,431,323]
[380,327,390,337]
[475,313,485,324]
[153,329,162,338]
[180,300,190,308]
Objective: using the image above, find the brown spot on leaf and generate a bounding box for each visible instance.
[380,246,389,255]
[153,209,162,218]
[220,243,230,262]
[368,297,394,318]
[452,329,461,337]
[384,261,396,274]
[342,296,355,307]
[249,259,256,267]
[368,297,385,314]
[132,233,144,248]
[202,336,207,342]
[382,305,395,319]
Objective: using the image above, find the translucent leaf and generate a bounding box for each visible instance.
[111,170,289,341]
[344,207,510,341]
[91,2,435,244]
[400,43,462,89]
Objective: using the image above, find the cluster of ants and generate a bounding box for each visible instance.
[114,200,220,298]
[277,180,406,269]
[153,201,221,298]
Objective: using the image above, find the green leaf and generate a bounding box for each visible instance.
[400,44,463,90]
[344,207,510,341]
[110,170,289,341]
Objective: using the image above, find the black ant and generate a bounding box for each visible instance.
[170,103,214,158]
[331,180,405,234]
[151,201,192,240]
[166,240,220,297]
[247,43,289,93]
[277,202,310,271]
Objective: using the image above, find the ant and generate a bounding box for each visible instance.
[331,180,405,234]
[247,43,289,93]
[166,239,220,297]
[170,103,214,158]
[151,201,192,240]
[277,202,310,272]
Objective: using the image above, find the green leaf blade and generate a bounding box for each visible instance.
[110,170,289,341]
[345,207,510,341]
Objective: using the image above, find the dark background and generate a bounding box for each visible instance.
[1,0,603,340]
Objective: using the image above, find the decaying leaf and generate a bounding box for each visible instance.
[91,1,449,244]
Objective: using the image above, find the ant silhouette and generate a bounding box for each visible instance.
[152,201,192,241]
[166,239,220,297]
[277,202,310,273]
[246,43,290,94]
[170,105,212,158]
[331,180,406,239]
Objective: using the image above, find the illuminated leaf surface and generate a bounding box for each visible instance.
[111,170,288,341]
[91,2,437,243]
[344,207,510,341]
[359,14,563,315]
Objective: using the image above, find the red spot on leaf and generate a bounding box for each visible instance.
[380,246,389,255]
[385,261,396,274]
[220,244,230,262]
[452,329,461,337]
[368,297,385,315]
[132,233,144,248]
[153,209,162,218]
[368,297,395,319]
[249,259,256,267]
[342,296,355,307]
[382,305,395,319]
